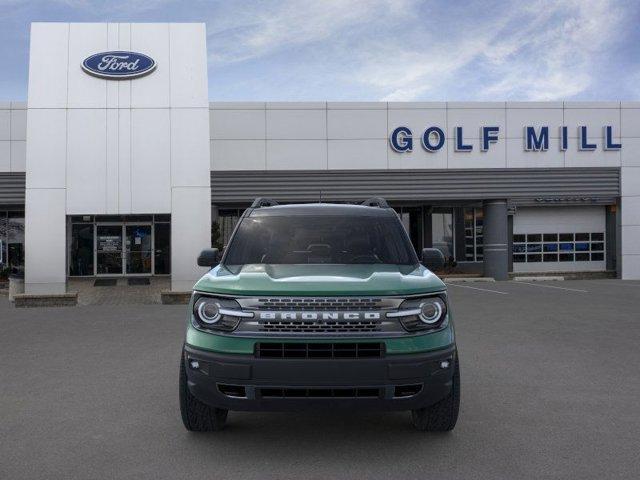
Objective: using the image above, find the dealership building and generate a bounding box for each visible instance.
[1,22,639,296]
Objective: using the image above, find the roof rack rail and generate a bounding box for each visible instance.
[251,197,279,208]
[361,197,390,208]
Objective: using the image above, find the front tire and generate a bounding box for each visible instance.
[179,354,228,431]
[411,355,460,432]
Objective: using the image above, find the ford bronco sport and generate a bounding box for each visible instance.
[179,197,459,431]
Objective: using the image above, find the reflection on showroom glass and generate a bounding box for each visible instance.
[512,232,605,263]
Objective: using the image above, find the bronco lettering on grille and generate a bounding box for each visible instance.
[258,312,381,320]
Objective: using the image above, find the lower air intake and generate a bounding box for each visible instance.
[393,384,423,398]
[260,387,381,398]
[217,384,247,398]
[255,342,384,359]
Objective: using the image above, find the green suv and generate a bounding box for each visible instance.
[179,198,460,431]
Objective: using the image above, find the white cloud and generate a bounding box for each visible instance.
[369,36,496,101]
[476,0,624,100]
[6,0,624,101]
[207,0,413,64]
[365,0,626,101]
[205,0,628,101]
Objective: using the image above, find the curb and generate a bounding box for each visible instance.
[161,291,191,305]
[14,292,78,308]
[514,276,565,282]
[443,277,496,283]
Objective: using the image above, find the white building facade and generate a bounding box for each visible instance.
[0,22,639,294]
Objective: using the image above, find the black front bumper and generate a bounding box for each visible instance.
[183,343,457,412]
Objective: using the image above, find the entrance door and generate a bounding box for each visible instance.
[96,225,123,275]
[125,225,152,275]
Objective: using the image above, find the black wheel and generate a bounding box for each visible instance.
[179,355,228,431]
[411,355,460,432]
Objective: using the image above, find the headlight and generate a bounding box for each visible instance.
[196,299,221,324]
[418,298,445,324]
[192,295,253,332]
[386,295,447,331]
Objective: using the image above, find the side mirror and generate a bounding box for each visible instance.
[197,248,220,268]
[421,248,445,271]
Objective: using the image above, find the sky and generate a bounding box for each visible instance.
[0,0,639,102]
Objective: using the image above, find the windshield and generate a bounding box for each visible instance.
[223,215,418,269]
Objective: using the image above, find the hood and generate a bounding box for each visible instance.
[193,264,446,296]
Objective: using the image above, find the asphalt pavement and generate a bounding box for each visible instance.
[1,279,639,479]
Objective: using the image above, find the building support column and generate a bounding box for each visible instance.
[171,187,211,292]
[621,167,640,279]
[606,205,617,274]
[483,200,509,280]
[454,207,466,262]
[24,189,67,294]
[422,208,432,249]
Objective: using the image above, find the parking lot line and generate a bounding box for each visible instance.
[589,281,640,287]
[446,283,509,294]
[512,281,588,293]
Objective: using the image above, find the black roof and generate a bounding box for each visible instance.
[248,203,396,217]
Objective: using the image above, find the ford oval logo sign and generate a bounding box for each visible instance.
[82,51,156,80]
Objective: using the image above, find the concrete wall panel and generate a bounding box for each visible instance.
[25,109,67,188]
[131,23,170,108]
[0,142,9,171]
[106,108,119,212]
[171,108,211,187]
[171,186,211,291]
[621,108,640,138]
[328,109,386,139]
[28,23,68,108]
[210,109,265,140]
[266,140,327,170]
[25,188,66,293]
[267,109,326,139]
[66,108,107,214]
[328,140,387,169]
[170,23,209,108]
[117,109,132,212]
[11,141,26,172]
[10,109,27,141]
[130,108,171,213]
[67,23,108,109]
[211,140,265,170]
[0,109,10,141]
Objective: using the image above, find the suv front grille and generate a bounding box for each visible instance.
[254,297,384,311]
[260,387,381,398]
[259,319,380,333]
[233,297,406,336]
[255,342,384,359]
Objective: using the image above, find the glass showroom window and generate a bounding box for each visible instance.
[70,221,95,276]
[432,208,454,262]
[0,211,6,274]
[512,232,605,263]
[1,211,25,274]
[68,214,172,277]
[154,217,171,275]
[463,208,484,262]
[394,206,424,256]
[214,209,243,250]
